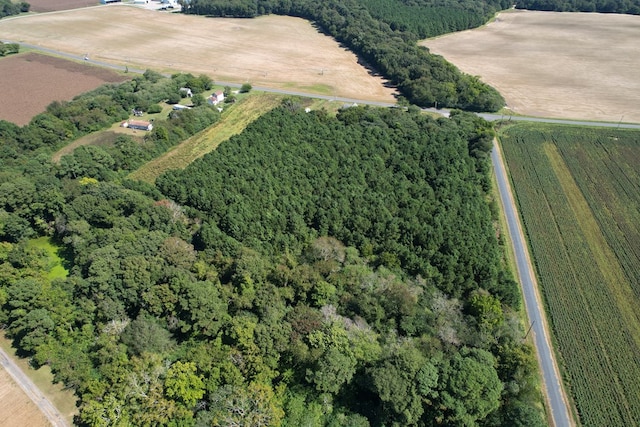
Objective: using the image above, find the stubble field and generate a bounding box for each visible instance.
[0,368,50,427]
[0,52,129,125]
[0,5,397,104]
[423,10,640,123]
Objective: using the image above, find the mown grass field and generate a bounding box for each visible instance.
[499,123,640,426]
[129,92,284,183]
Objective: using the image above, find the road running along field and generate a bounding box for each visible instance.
[500,123,640,426]
[0,52,129,125]
[0,5,397,104]
[422,10,640,123]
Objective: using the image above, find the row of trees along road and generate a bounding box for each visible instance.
[0,70,546,425]
[181,0,507,112]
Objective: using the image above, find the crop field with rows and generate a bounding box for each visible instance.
[500,123,640,426]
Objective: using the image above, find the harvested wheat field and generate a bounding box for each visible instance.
[0,368,50,427]
[0,52,129,125]
[423,10,640,123]
[0,5,397,103]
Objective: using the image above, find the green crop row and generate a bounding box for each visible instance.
[500,124,640,426]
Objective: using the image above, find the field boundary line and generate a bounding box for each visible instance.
[491,138,574,427]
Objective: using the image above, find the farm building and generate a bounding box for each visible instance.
[172,104,191,110]
[121,120,153,131]
[207,91,224,105]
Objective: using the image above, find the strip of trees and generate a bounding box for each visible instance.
[181,0,506,111]
[0,70,544,425]
[0,0,29,18]
[516,0,640,13]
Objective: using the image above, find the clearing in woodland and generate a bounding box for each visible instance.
[499,123,640,426]
[0,6,396,104]
[129,93,284,183]
[423,11,640,123]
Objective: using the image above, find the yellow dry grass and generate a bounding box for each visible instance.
[0,336,77,426]
[0,370,50,427]
[0,5,396,103]
[129,92,283,183]
[422,10,640,123]
[0,368,50,427]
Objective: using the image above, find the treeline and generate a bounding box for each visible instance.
[1,91,544,425]
[181,0,506,111]
[359,0,512,39]
[516,0,640,13]
[1,70,219,161]
[0,42,20,56]
[0,0,29,18]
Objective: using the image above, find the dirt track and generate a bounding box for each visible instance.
[423,10,640,123]
[0,6,397,104]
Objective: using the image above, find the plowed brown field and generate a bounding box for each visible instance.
[0,52,129,125]
[28,0,98,13]
[422,10,640,123]
[0,6,397,104]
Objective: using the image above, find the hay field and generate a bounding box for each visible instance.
[0,368,50,427]
[422,10,640,123]
[0,5,396,103]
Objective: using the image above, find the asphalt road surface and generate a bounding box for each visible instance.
[0,347,70,427]
[491,142,573,427]
[3,40,639,427]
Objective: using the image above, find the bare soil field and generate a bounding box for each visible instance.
[28,0,98,13]
[0,368,50,427]
[0,6,397,104]
[422,10,640,123]
[0,52,129,126]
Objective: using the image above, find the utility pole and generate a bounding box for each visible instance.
[523,320,535,340]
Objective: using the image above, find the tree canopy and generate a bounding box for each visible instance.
[181,0,506,111]
[0,73,543,425]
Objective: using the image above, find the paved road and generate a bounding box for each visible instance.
[0,347,70,427]
[5,41,640,129]
[3,40,639,427]
[491,142,573,427]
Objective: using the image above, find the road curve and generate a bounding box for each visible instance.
[491,141,573,427]
[0,347,70,427]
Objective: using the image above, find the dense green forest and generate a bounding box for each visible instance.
[181,0,506,112]
[358,0,510,39]
[0,0,29,18]
[1,69,544,425]
[515,0,640,13]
